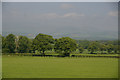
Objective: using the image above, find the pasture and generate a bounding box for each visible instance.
[2,55,118,78]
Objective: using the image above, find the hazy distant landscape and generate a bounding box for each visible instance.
[2,31,118,40]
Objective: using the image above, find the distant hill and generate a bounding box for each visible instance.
[2,31,118,40]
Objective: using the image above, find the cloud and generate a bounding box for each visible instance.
[33,13,60,19]
[41,13,60,19]
[33,12,85,20]
[108,11,118,16]
[63,13,85,18]
[60,4,74,9]
[6,11,85,20]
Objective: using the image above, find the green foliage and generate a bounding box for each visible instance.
[2,33,119,55]
[54,37,77,56]
[0,34,1,47]
[17,36,32,53]
[87,41,99,54]
[77,40,90,49]
[78,47,84,53]
[32,33,54,55]
[99,43,107,54]
[2,36,5,49]
[3,34,16,53]
[106,44,114,54]
[113,45,118,53]
[35,50,39,54]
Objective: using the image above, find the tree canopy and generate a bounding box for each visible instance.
[32,33,54,55]
[3,34,16,53]
[54,37,77,56]
[2,33,119,55]
[17,36,32,53]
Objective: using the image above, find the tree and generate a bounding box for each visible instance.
[99,43,107,54]
[2,36,7,53]
[17,36,32,53]
[0,35,2,53]
[54,37,77,56]
[87,41,99,54]
[78,46,84,53]
[113,45,118,54]
[77,40,90,49]
[106,44,114,54]
[2,36,5,49]
[32,33,54,55]
[4,34,16,53]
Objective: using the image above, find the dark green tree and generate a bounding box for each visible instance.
[2,36,5,49]
[4,34,16,53]
[17,36,32,53]
[99,43,107,54]
[87,41,99,54]
[77,40,90,49]
[106,44,114,54]
[32,33,54,55]
[78,46,84,53]
[113,45,118,54]
[0,35,2,53]
[54,37,77,56]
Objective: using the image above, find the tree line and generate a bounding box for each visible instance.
[2,33,119,56]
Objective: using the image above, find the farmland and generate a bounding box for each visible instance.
[2,55,118,78]
[1,33,119,78]
[1,2,119,79]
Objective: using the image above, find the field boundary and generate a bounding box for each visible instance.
[32,54,120,58]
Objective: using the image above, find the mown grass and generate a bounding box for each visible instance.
[2,55,118,78]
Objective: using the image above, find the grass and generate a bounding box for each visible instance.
[2,55,118,78]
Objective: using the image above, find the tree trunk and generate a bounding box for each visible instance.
[42,50,45,55]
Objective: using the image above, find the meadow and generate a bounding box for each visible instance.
[2,55,118,78]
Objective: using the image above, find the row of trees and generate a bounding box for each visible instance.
[2,34,32,53]
[77,40,119,54]
[2,33,119,56]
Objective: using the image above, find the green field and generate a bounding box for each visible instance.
[2,55,118,78]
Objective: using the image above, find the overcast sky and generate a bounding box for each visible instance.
[2,2,118,36]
